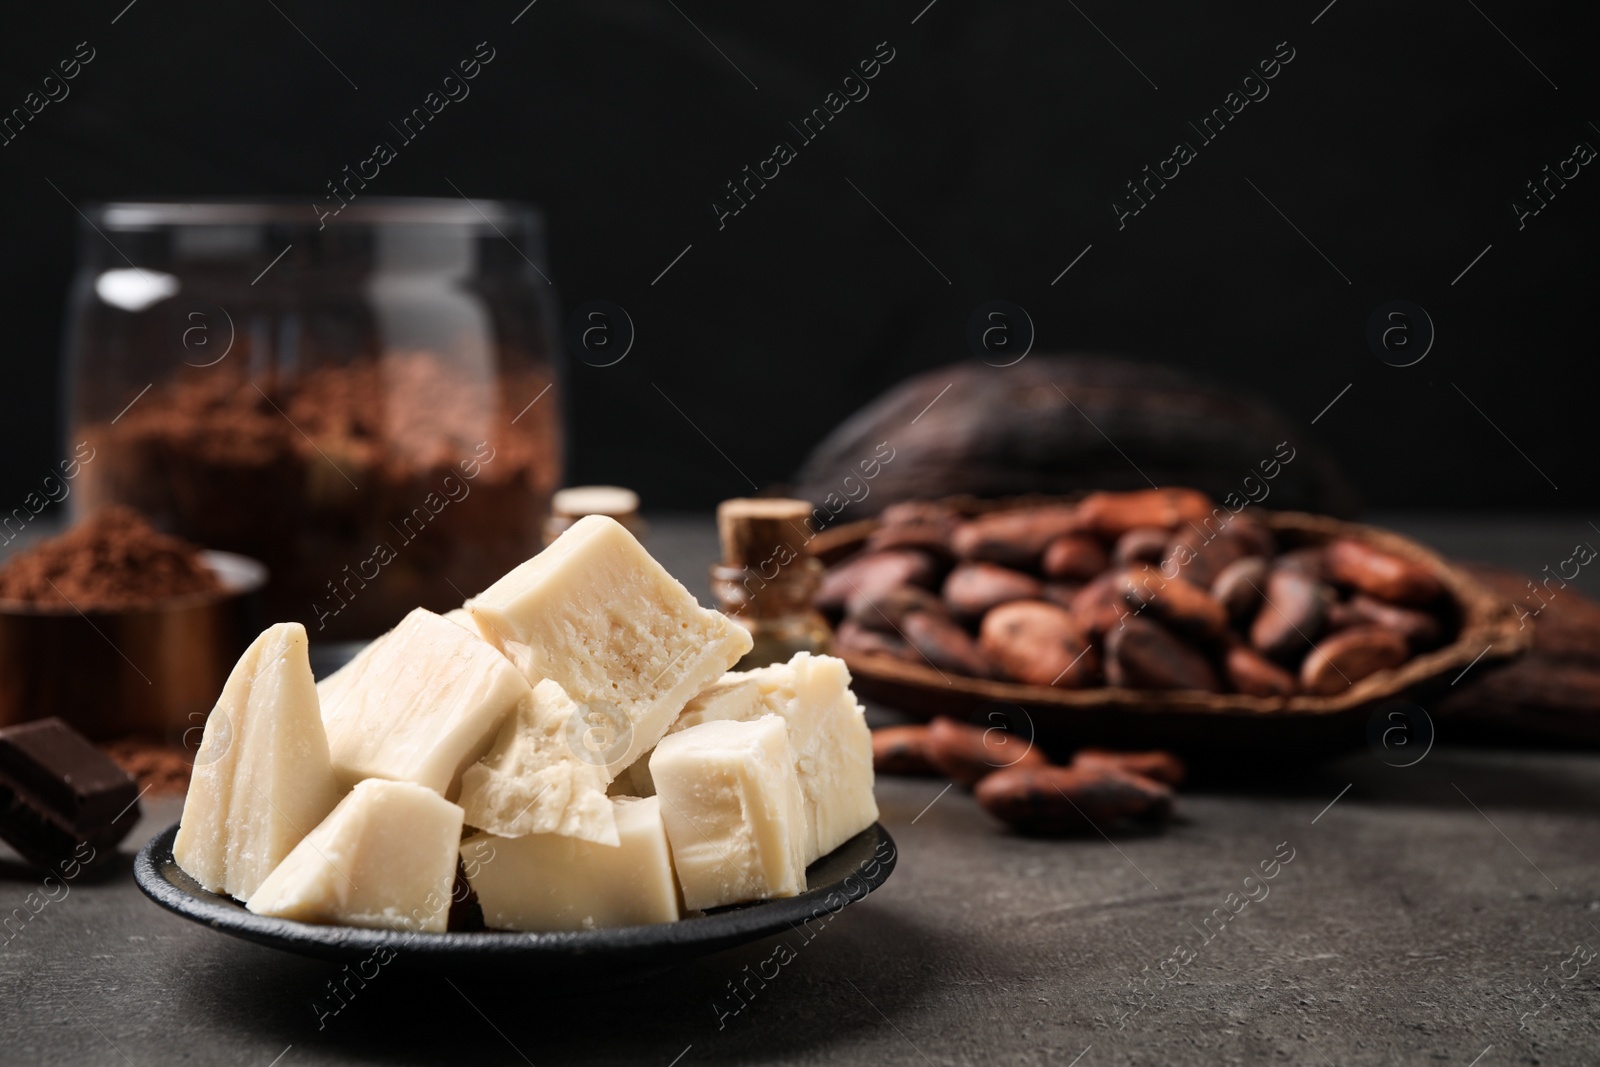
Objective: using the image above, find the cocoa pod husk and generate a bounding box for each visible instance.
[979,600,1100,688]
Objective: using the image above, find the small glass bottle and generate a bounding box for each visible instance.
[542,485,645,546]
[709,498,831,669]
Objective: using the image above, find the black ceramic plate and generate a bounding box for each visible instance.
[136,822,896,976]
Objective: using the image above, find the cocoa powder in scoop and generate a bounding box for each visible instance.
[0,506,222,610]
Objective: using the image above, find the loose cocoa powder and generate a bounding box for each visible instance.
[100,737,193,796]
[0,507,222,610]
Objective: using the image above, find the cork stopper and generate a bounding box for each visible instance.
[717,498,814,568]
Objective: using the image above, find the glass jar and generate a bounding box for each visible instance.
[63,198,562,641]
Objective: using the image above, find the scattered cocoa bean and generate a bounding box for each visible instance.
[816,549,939,613]
[844,583,947,632]
[1105,617,1220,691]
[974,764,1173,835]
[1042,534,1111,582]
[950,506,1082,568]
[1325,539,1445,606]
[1113,527,1171,567]
[901,611,995,678]
[1212,556,1269,624]
[1223,638,1299,698]
[1249,569,1330,660]
[942,561,1044,621]
[871,725,941,777]
[979,601,1100,688]
[1075,488,1215,538]
[1119,571,1229,641]
[1300,625,1410,696]
[925,715,1047,787]
[833,620,919,663]
[1072,748,1187,787]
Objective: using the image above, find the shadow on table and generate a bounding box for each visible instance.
[171,902,953,1065]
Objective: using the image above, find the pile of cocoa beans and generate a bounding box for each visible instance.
[873,718,1183,835]
[822,489,1454,698]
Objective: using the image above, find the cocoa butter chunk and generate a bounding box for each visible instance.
[1041,534,1110,582]
[975,764,1173,835]
[844,584,946,632]
[1119,571,1228,641]
[871,726,941,777]
[1105,617,1220,691]
[1223,639,1299,698]
[1074,489,1214,538]
[900,611,994,678]
[0,718,141,873]
[833,620,919,663]
[1325,539,1445,606]
[1300,626,1409,696]
[924,716,1046,788]
[1071,748,1186,788]
[979,601,1100,688]
[1212,556,1269,624]
[1336,594,1444,649]
[1113,527,1171,567]
[950,506,1082,568]
[816,549,940,613]
[1249,569,1330,660]
[942,561,1043,620]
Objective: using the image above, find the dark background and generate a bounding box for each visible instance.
[1,0,1594,512]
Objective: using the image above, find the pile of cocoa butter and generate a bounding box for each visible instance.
[822,489,1453,697]
[875,719,1183,835]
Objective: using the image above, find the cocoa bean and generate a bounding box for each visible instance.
[1041,534,1111,582]
[1325,539,1445,606]
[1219,514,1276,558]
[845,584,947,632]
[1075,488,1215,538]
[1069,570,1137,638]
[1212,556,1269,625]
[974,764,1173,835]
[879,501,960,527]
[1249,569,1330,660]
[950,506,1082,568]
[1105,617,1220,691]
[1299,625,1410,696]
[871,725,941,777]
[1041,582,1083,609]
[1071,748,1186,787]
[1275,546,1328,581]
[1162,525,1248,589]
[901,611,995,678]
[979,600,1100,688]
[833,620,919,663]
[1223,638,1299,697]
[925,715,1047,787]
[816,549,939,613]
[1113,527,1171,567]
[942,561,1044,621]
[1119,571,1228,641]
[864,522,956,558]
[1328,593,1443,649]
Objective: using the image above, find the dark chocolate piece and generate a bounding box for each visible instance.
[0,718,141,871]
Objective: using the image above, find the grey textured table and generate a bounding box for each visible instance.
[4,515,1598,1067]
